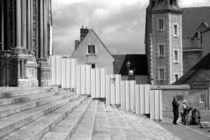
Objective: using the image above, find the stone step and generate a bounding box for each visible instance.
[40,98,93,140]
[0,92,74,118]
[116,109,180,140]
[0,88,51,98]
[0,94,80,138]
[70,100,98,140]
[0,91,55,107]
[2,96,88,140]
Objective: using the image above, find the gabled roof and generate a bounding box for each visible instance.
[113,54,148,76]
[71,29,114,60]
[174,53,210,84]
[182,7,210,37]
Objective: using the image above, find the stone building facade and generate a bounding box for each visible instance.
[71,27,114,74]
[0,0,52,86]
[145,0,183,85]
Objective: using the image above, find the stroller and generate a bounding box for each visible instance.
[181,106,192,125]
[181,107,201,125]
[189,108,201,125]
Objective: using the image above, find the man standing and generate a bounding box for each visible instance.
[172,97,179,125]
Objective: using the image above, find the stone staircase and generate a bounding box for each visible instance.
[0,87,182,140]
[0,87,96,140]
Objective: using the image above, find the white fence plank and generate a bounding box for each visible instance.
[130,81,135,111]
[135,85,140,115]
[106,75,111,105]
[66,58,71,89]
[120,81,125,110]
[110,75,116,105]
[140,85,145,114]
[125,81,130,111]
[115,75,121,105]
[70,59,76,89]
[85,65,91,95]
[96,69,101,98]
[100,69,106,98]
[80,65,86,95]
[144,85,150,114]
[91,69,96,98]
[76,65,81,94]
[159,90,163,121]
[150,90,155,120]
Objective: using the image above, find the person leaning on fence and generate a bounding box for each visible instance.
[172,97,179,125]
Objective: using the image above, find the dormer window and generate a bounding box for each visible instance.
[87,45,95,55]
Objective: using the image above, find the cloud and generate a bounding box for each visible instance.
[52,0,210,55]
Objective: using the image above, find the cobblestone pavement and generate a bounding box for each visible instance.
[159,117,210,140]
[92,102,180,140]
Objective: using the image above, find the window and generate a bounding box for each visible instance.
[200,94,206,103]
[87,45,95,55]
[176,95,184,102]
[158,44,165,57]
[158,18,164,31]
[174,50,179,62]
[158,68,165,80]
[174,24,178,37]
[174,74,179,81]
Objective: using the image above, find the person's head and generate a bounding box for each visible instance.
[173,96,176,101]
[182,100,187,104]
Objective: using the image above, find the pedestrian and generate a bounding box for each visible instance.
[172,97,179,125]
[181,100,187,125]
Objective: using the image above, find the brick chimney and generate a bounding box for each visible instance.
[80,26,89,41]
[75,40,80,50]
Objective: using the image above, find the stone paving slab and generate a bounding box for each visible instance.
[92,102,181,140]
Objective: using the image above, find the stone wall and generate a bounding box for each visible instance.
[152,85,209,112]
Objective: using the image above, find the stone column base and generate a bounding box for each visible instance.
[18,79,39,87]
[38,59,51,87]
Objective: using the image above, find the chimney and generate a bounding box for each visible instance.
[80,26,89,41]
[75,40,80,50]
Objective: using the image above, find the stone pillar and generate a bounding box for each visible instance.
[1,0,4,50]
[38,59,51,87]
[16,0,22,47]
[18,59,21,79]
[43,0,48,58]
[22,0,27,49]
[27,0,31,51]
[40,0,44,59]
[30,0,34,53]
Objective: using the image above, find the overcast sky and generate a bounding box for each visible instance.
[52,0,210,55]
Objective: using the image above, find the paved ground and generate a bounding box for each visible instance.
[92,102,180,140]
[161,111,210,140]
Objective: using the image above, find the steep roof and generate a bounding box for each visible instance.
[174,53,210,84]
[113,54,148,76]
[71,29,114,60]
[182,7,210,37]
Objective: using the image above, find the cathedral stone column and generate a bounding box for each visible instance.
[22,0,27,49]
[16,0,22,47]
[40,0,44,59]
[1,0,4,50]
